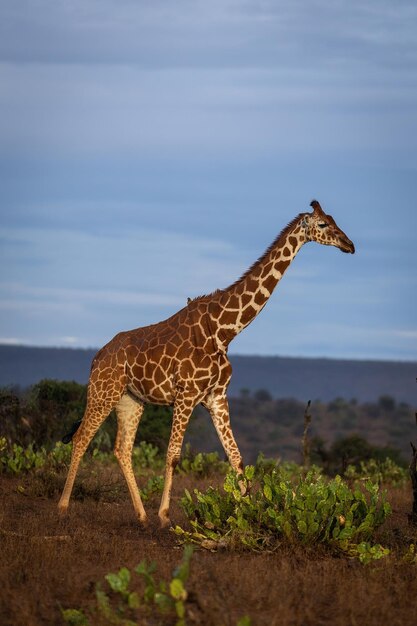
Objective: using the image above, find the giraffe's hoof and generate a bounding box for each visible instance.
[160,519,172,530]
[58,503,68,517]
[138,516,149,529]
[158,512,172,529]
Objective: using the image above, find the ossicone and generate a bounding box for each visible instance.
[310,199,324,214]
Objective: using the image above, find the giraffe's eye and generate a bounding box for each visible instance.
[318,223,328,229]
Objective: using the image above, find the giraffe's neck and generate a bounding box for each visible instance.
[210,213,307,351]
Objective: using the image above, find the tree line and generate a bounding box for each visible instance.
[0,379,415,470]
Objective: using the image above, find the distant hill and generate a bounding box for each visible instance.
[229,355,416,404]
[0,345,415,404]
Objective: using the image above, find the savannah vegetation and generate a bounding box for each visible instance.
[0,379,415,462]
[0,379,416,625]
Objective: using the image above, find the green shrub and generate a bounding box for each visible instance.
[0,435,162,480]
[141,474,164,502]
[174,467,391,561]
[28,379,88,445]
[91,441,163,472]
[0,380,175,453]
[177,443,228,477]
[0,437,45,474]
[254,452,323,481]
[312,434,406,475]
[253,452,278,477]
[0,438,72,475]
[62,545,194,626]
[132,441,163,470]
[138,404,173,450]
[29,379,86,416]
[344,457,408,486]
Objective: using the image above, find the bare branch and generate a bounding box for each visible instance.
[302,400,312,470]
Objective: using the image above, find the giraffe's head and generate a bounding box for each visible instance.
[303,200,355,254]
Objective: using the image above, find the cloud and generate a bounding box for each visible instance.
[1,1,417,71]
[0,284,185,311]
[0,224,241,292]
[1,2,416,166]
[391,329,417,340]
[1,62,415,165]
[59,336,80,345]
[0,337,27,345]
[0,224,244,347]
[233,318,417,361]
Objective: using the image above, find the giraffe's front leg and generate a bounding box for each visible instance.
[203,392,246,493]
[158,396,195,528]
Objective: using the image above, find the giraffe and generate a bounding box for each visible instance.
[58,200,354,527]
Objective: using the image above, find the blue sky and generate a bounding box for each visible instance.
[0,1,416,360]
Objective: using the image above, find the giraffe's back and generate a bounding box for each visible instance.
[89,301,230,406]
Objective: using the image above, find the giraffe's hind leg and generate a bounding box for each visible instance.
[114,393,147,525]
[58,357,126,514]
[58,400,116,515]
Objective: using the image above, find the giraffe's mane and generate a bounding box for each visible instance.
[187,212,305,304]
[186,289,223,304]
[224,212,305,290]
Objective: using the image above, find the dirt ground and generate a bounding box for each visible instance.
[1,467,417,626]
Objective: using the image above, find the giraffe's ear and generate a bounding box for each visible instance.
[310,199,324,215]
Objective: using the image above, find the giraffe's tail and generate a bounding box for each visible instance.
[62,419,83,444]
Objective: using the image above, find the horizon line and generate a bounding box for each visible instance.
[0,343,416,365]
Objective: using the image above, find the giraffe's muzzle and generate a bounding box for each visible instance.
[339,237,355,254]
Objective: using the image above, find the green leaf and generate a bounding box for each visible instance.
[170,578,186,601]
[154,592,172,611]
[356,542,390,564]
[263,484,273,501]
[95,586,112,618]
[173,545,193,583]
[128,591,140,609]
[105,567,130,593]
[175,600,186,618]
[338,528,354,541]
[283,520,293,538]
[135,560,156,576]
[61,609,90,626]
[244,465,255,481]
[308,521,319,534]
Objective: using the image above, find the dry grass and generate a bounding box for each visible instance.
[1,465,417,626]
